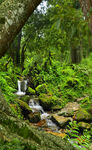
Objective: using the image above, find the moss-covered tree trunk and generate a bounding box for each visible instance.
[0,0,42,57]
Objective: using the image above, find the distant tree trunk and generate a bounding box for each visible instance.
[0,0,42,58]
[79,0,92,34]
[16,32,22,66]
[21,44,26,71]
[71,46,82,64]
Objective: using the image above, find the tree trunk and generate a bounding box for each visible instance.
[0,0,42,58]
[16,31,22,66]
[79,0,92,34]
[71,46,82,64]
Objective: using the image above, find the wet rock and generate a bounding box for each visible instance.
[51,114,73,128]
[36,119,47,127]
[21,80,27,92]
[20,95,31,104]
[39,93,53,111]
[74,108,92,121]
[28,112,41,123]
[58,102,80,117]
[15,99,32,119]
[78,122,92,129]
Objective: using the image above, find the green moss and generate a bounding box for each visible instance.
[78,122,91,129]
[75,108,92,121]
[20,95,31,103]
[28,87,35,95]
[15,99,32,112]
[39,93,62,111]
[36,84,48,94]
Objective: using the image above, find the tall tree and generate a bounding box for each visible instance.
[79,0,92,34]
[0,0,42,58]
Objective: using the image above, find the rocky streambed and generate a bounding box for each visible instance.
[0,90,77,150]
[14,94,92,149]
[18,95,92,133]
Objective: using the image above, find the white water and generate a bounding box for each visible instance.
[16,80,27,96]
[29,99,58,130]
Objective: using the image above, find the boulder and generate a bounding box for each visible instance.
[20,95,31,104]
[78,122,92,129]
[74,108,92,121]
[39,93,53,111]
[39,93,62,111]
[51,114,73,128]
[28,112,41,123]
[58,102,80,117]
[15,99,32,119]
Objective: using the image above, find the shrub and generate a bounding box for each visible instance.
[28,87,36,95]
[36,84,48,95]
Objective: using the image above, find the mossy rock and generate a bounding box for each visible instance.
[74,108,92,121]
[28,112,41,123]
[51,114,72,128]
[78,122,92,129]
[39,94,62,111]
[28,87,36,95]
[15,99,32,119]
[20,95,31,104]
[39,93,53,111]
[36,84,48,95]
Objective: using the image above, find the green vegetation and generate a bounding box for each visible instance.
[1,0,92,149]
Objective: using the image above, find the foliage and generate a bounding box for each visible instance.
[66,121,91,150]
[28,87,36,95]
[0,138,36,150]
[0,72,16,103]
[35,84,48,95]
[0,0,92,149]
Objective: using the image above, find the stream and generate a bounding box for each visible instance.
[15,80,85,149]
[16,80,59,131]
[29,97,59,131]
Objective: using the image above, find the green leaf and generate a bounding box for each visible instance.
[56,18,61,30]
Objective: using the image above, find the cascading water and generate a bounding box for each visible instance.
[29,98,58,131]
[16,80,27,96]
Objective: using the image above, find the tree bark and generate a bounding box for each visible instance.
[79,0,92,34]
[0,0,42,58]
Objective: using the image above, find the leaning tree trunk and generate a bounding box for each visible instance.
[0,0,42,58]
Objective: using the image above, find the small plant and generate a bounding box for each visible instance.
[66,121,91,150]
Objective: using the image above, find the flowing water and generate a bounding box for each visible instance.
[16,80,27,96]
[29,98,59,131]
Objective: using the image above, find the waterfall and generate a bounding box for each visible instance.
[24,80,27,91]
[29,98,58,130]
[16,80,27,96]
[18,80,21,92]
